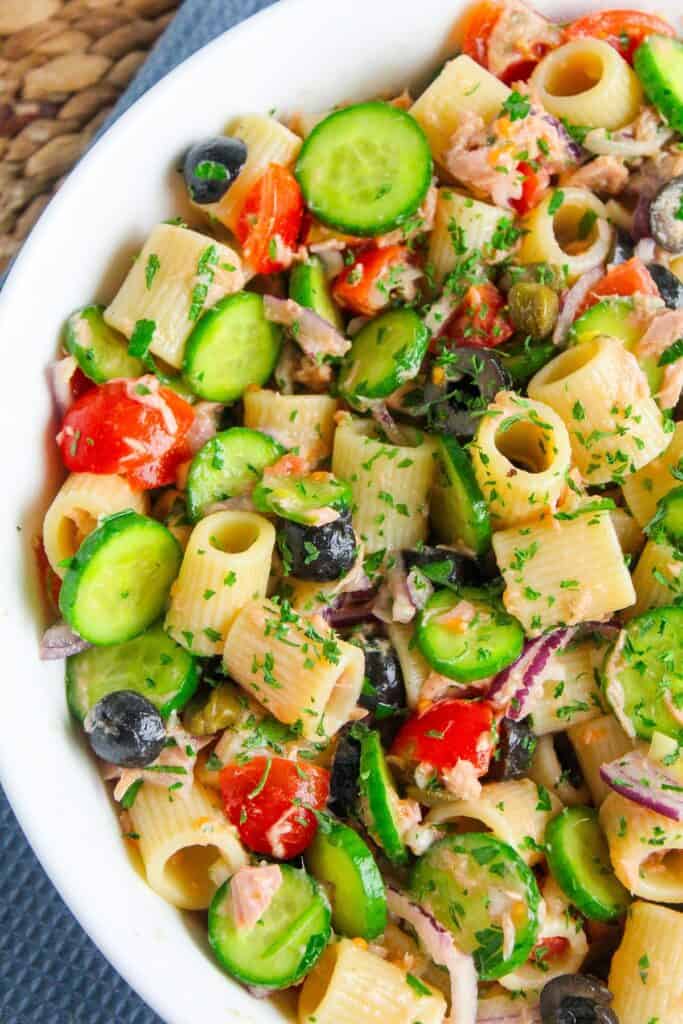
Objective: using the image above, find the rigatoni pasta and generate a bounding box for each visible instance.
[629,538,682,617]
[622,421,683,526]
[428,189,510,284]
[600,791,683,902]
[568,714,635,807]
[243,388,338,464]
[609,901,683,1024]
[517,188,613,280]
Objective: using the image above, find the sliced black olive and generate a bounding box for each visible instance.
[486,717,537,781]
[610,226,635,266]
[424,347,511,438]
[541,975,619,1024]
[183,136,247,204]
[402,546,471,588]
[356,634,406,721]
[553,731,585,791]
[329,725,361,817]
[650,176,683,253]
[649,262,683,309]
[277,510,358,582]
[84,690,166,767]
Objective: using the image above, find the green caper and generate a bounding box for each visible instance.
[182,681,244,735]
[507,283,560,339]
[498,262,567,293]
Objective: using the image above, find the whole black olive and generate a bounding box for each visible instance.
[329,726,361,817]
[183,136,247,204]
[356,635,406,720]
[610,226,635,266]
[541,975,619,1024]
[278,511,358,582]
[84,691,166,767]
[486,717,537,781]
[649,262,683,309]
[553,731,585,791]
[424,347,511,438]
[650,176,683,253]
[402,546,471,588]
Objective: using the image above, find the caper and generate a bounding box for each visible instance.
[182,681,244,735]
[508,283,559,339]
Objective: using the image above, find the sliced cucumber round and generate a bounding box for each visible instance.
[646,485,683,548]
[305,813,387,940]
[186,427,284,521]
[430,434,492,556]
[411,832,541,980]
[183,291,282,402]
[603,605,683,740]
[545,806,630,922]
[359,728,408,866]
[208,865,331,989]
[570,297,662,394]
[289,256,344,331]
[417,587,523,683]
[66,622,197,721]
[59,510,181,646]
[64,304,144,383]
[339,308,430,407]
[295,101,432,236]
[635,35,683,135]
[253,472,351,526]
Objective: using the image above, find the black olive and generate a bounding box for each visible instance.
[610,226,635,266]
[649,262,683,309]
[278,510,358,581]
[329,726,361,817]
[541,975,619,1024]
[650,176,683,253]
[356,634,406,725]
[486,717,537,781]
[553,731,585,790]
[402,546,471,588]
[424,347,511,438]
[84,691,166,768]
[183,136,247,204]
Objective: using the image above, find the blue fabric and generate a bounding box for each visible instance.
[0,2,276,1020]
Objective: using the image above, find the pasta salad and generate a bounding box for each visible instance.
[37,3,683,1022]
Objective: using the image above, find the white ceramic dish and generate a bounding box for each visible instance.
[0,0,677,1021]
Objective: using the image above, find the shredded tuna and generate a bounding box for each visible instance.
[48,355,78,417]
[603,631,635,738]
[185,401,223,454]
[442,759,483,801]
[420,671,463,703]
[103,714,214,801]
[437,599,477,632]
[636,309,683,407]
[263,295,350,358]
[377,183,438,246]
[628,149,683,201]
[405,823,443,857]
[486,0,563,78]
[564,156,629,195]
[229,865,283,929]
[659,361,683,410]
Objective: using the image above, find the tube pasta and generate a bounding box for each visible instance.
[609,507,644,560]
[425,778,560,866]
[528,335,668,485]
[332,415,436,553]
[568,714,635,807]
[43,472,148,577]
[622,421,683,527]
[104,224,245,368]
[609,901,683,1024]
[493,509,636,636]
[223,599,364,740]
[298,937,446,1024]
[629,539,683,618]
[526,635,606,736]
[243,389,338,464]
[471,391,572,530]
[428,189,509,285]
[529,735,590,807]
[386,622,431,709]
[600,791,683,902]
[410,55,510,165]
[165,511,275,656]
[517,188,612,281]
[127,781,247,910]
[530,38,643,130]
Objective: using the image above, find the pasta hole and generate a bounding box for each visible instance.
[544,51,603,97]
[447,816,492,835]
[298,944,336,1020]
[495,419,554,474]
[537,340,598,386]
[210,519,260,554]
[642,849,683,887]
[554,202,601,255]
[60,508,97,560]
[164,844,224,905]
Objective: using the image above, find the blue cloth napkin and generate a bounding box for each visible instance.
[0,3,276,1021]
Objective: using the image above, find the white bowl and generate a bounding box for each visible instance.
[0,0,676,1021]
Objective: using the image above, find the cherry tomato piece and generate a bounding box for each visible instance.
[391,698,495,774]
[332,245,411,317]
[576,257,660,318]
[565,9,675,63]
[461,0,503,66]
[236,163,304,274]
[220,756,329,858]
[444,282,514,348]
[511,161,551,216]
[58,377,195,490]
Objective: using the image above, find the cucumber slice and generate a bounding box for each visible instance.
[603,606,683,741]
[289,256,344,331]
[358,729,408,866]
[186,427,284,521]
[646,485,683,548]
[417,587,523,683]
[59,510,181,646]
[635,35,683,134]
[339,308,430,407]
[411,833,541,980]
[64,304,145,383]
[66,622,197,721]
[545,806,630,922]
[183,292,282,402]
[208,865,331,989]
[430,435,491,556]
[570,297,662,394]
[295,101,432,237]
[253,472,351,526]
[305,813,387,940]
[497,337,556,385]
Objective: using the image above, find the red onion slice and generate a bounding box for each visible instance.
[40,621,91,660]
[489,627,578,720]
[600,749,683,820]
[263,295,350,358]
[47,356,78,418]
[552,267,604,346]
[324,589,378,627]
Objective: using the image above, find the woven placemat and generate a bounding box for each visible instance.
[0,0,182,273]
